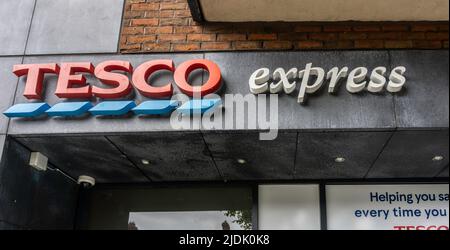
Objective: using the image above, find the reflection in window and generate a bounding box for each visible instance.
[78,186,253,230]
[128,210,251,230]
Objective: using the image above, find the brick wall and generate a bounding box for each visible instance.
[120,0,449,53]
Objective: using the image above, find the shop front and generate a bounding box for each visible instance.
[0,49,448,230]
[0,0,448,231]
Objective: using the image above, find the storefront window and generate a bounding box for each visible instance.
[258,184,321,230]
[128,211,250,230]
[78,186,253,230]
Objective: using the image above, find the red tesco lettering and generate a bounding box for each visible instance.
[393,225,449,230]
[13,59,222,100]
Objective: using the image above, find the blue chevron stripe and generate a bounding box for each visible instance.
[132,100,179,115]
[176,98,221,114]
[88,101,136,116]
[4,98,223,118]
[3,103,50,118]
[45,102,93,117]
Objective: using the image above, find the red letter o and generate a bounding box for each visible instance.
[173,59,221,97]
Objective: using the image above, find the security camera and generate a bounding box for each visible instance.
[77,175,95,188]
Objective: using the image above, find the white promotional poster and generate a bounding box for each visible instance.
[326,184,449,230]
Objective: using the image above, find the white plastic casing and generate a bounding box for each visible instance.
[29,152,48,171]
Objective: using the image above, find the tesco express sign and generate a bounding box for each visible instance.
[4,59,223,118]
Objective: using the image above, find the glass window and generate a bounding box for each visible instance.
[78,186,253,230]
[258,184,321,230]
[128,211,249,230]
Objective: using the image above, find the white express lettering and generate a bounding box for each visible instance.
[249,68,270,94]
[346,67,368,93]
[270,68,297,94]
[368,66,387,93]
[327,66,348,93]
[298,63,325,103]
[248,64,406,103]
[387,66,406,93]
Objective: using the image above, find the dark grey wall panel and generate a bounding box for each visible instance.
[0,137,78,229]
[205,51,396,131]
[107,133,222,182]
[367,130,449,178]
[26,0,124,55]
[0,57,23,134]
[295,131,392,179]
[16,136,149,183]
[0,221,23,230]
[9,53,204,135]
[436,166,449,178]
[391,50,449,129]
[7,51,449,135]
[203,132,297,180]
[0,0,35,55]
